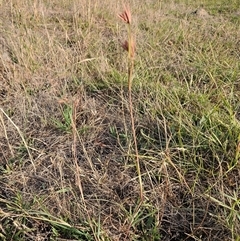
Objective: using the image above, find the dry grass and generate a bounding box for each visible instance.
[0,0,240,240]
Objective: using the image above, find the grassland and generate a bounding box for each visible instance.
[0,0,240,240]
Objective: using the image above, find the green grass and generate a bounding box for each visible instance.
[0,0,239,240]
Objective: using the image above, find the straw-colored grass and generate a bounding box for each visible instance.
[0,0,239,240]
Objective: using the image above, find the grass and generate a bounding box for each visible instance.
[0,0,240,240]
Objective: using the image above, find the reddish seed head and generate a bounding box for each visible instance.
[118,5,131,24]
[121,37,135,58]
[121,40,129,52]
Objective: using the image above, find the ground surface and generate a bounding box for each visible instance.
[0,0,240,240]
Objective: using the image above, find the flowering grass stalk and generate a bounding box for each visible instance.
[119,5,143,201]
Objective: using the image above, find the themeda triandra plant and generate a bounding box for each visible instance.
[118,4,143,201]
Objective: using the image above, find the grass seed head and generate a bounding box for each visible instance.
[121,38,135,58]
[118,5,132,24]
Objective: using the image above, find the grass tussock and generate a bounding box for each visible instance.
[0,0,240,240]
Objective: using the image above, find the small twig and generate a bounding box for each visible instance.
[71,98,85,202]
